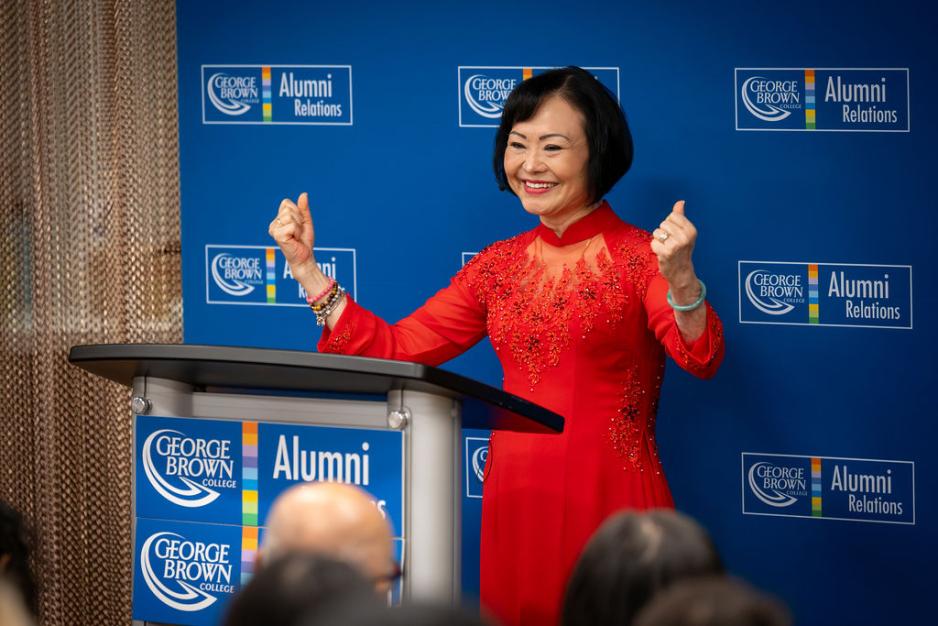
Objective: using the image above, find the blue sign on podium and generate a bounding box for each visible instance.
[133,414,404,624]
[136,415,244,525]
[132,517,244,626]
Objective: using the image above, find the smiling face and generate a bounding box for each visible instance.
[503,94,592,225]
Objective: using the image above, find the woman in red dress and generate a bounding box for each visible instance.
[268,67,724,626]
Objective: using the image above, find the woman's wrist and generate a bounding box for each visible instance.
[667,271,701,305]
[292,261,329,297]
[288,257,349,329]
[291,257,318,279]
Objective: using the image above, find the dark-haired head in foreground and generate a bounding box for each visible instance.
[222,552,377,626]
[0,501,38,617]
[561,509,723,626]
[493,65,633,206]
[634,576,791,626]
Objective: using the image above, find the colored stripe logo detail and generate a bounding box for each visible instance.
[242,421,259,525]
[808,264,819,323]
[262,66,272,122]
[522,67,533,81]
[241,526,259,585]
[804,69,816,129]
[811,457,822,517]
[265,247,276,303]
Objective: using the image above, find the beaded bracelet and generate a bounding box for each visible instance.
[313,286,346,326]
[310,282,340,313]
[306,278,336,306]
[666,279,707,312]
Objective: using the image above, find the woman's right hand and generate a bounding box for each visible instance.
[269,192,316,278]
[269,192,347,327]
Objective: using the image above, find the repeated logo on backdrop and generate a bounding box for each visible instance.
[738,261,912,329]
[202,65,352,125]
[206,245,357,306]
[458,66,620,127]
[464,436,488,499]
[742,453,914,524]
[735,68,909,131]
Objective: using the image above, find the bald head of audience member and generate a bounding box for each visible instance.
[260,483,395,593]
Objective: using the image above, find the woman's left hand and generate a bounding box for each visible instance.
[651,200,706,340]
[651,200,699,299]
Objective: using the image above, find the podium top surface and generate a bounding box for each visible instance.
[68,344,563,433]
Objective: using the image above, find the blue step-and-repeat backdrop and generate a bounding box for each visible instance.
[174,1,934,624]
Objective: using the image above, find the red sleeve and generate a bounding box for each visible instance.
[644,274,725,378]
[317,269,487,367]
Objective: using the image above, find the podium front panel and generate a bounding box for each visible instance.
[130,378,410,626]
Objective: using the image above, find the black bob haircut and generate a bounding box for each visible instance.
[493,66,633,204]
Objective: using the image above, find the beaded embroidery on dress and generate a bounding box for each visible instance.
[479,235,629,388]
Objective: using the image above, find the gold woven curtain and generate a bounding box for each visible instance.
[0,1,181,623]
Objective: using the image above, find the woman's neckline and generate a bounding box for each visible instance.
[534,201,618,246]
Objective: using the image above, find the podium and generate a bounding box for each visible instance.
[69,344,562,625]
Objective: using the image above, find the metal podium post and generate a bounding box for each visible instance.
[391,388,463,602]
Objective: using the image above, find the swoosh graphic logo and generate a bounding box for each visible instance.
[748,462,799,508]
[471,446,488,482]
[207,73,252,116]
[741,76,792,122]
[464,75,505,119]
[745,270,796,316]
[141,532,218,612]
[211,254,255,297]
[143,429,220,508]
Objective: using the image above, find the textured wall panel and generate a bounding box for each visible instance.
[0,1,181,624]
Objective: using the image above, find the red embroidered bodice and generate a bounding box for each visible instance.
[319,202,724,626]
